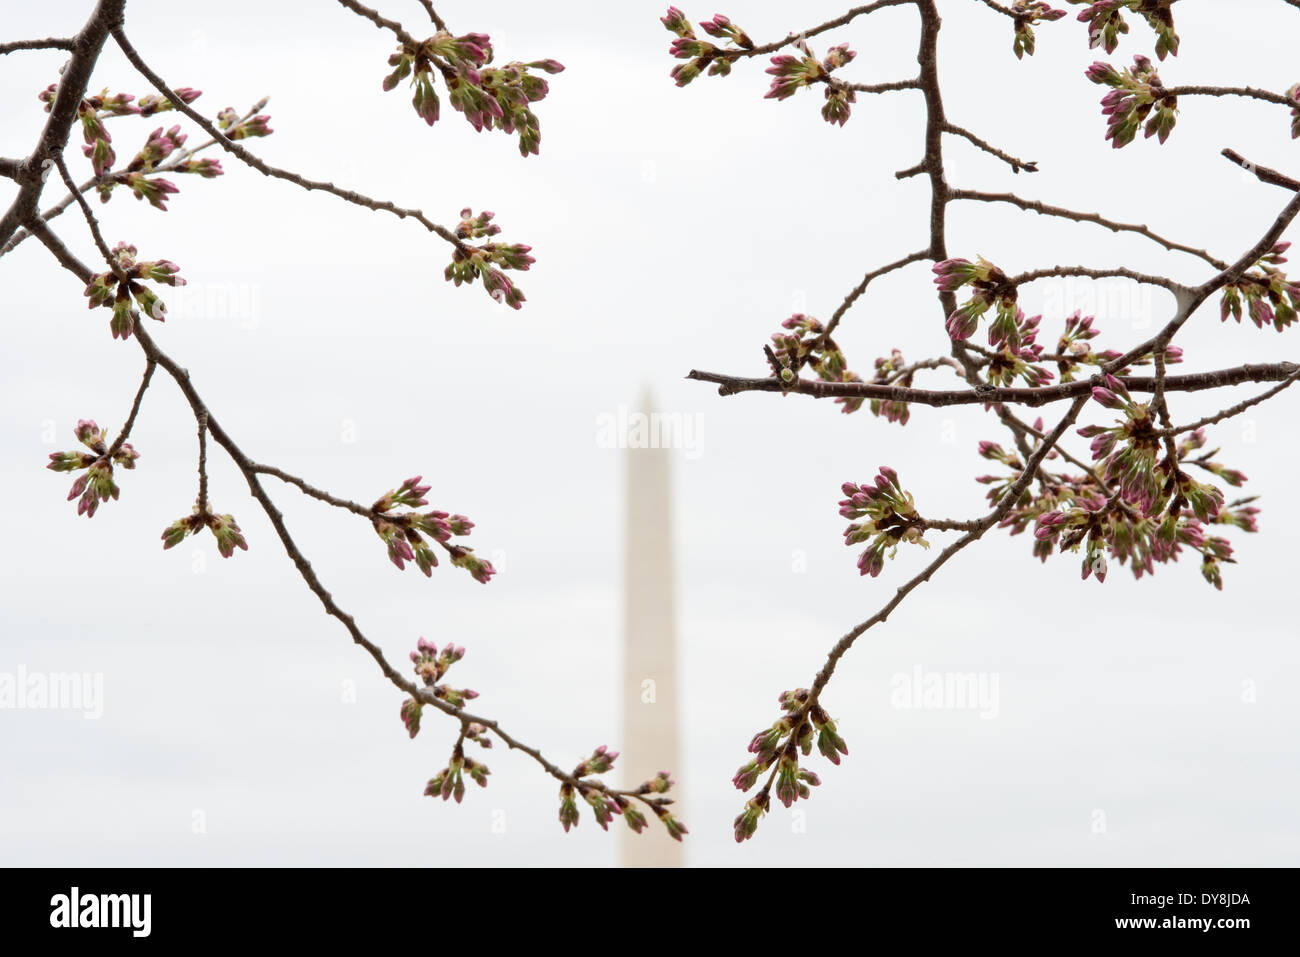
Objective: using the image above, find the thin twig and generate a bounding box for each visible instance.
[950,188,1227,268]
[1162,367,1300,436]
[0,37,75,54]
[815,249,931,348]
[1221,148,1300,193]
[415,0,447,31]
[196,412,210,514]
[107,359,157,457]
[1165,85,1297,109]
[943,122,1038,174]
[335,0,420,47]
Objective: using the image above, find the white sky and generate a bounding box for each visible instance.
[1,0,1298,866]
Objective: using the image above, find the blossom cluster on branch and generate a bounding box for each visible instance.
[669,0,1300,841]
[6,0,675,844]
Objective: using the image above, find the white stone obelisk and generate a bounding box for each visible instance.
[621,390,684,868]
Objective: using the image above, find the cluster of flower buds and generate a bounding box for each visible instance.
[115,124,185,210]
[980,416,1252,588]
[370,475,495,583]
[557,783,582,832]
[867,348,913,425]
[444,208,533,309]
[82,242,185,340]
[648,791,688,842]
[984,311,1055,388]
[1080,374,1166,514]
[1034,495,1187,584]
[382,29,563,156]
[556,756,685,839]
[1011,2,1067,60]
[573,744,619,778]
[1068,0,1178,59]
[55,87,195,175]
[1054,311,1123,381]
[932,256,1024,345]
[215,103,273,140]
[733,688,845,842]
[973,436,1030,511]
[567,746,625,832]
[660,9,860,126]
[767,39,860,127]
[160,504,249,558]
[1086,56,1176,148]
[402,637,479,735]
[1290,84,1300,140]
[425,744,491,804]
[39,86,197,176]
[766,314,865,412]
[661,7,753,86]
[1220,242,1300,333]
[839,467,929,577]
[46,419,138,518]
[764,39,853,101]
[994,376,1260,586]
[82,98,264,211]
[1178,429,1248,490]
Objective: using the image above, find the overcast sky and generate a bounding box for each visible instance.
[2,0,1298,867]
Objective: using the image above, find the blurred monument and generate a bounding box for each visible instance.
[621,389,684,868]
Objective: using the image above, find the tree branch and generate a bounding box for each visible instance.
[335,0,420,47]
[0,0,126,249]
[950,188,1227,268]
[943,122,1037,174]
[687,361,1300,406]
[35,227,669,823]
[1165,85,1297,108]
[1163,367,1300,436]
[1221,148,1300,193]
[111,25,467,253]
[0,37,75,55]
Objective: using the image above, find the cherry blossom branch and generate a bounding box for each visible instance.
[815,248,931,347]
[1162,367,1300,437]
[943,122,1038,173]
[1006,264,1189,293]
[52,153,116,266]
[1164,85,1297,109]
[106,358,155,459]
[974,0,1018,17]
[251,464,373,518]
[665,0,1300,843]
[335,0,420,47]
[196,412,209,514]
[0,37,75,54]
[2,99,265,257]
[843,77,922,94]
[1221,148,1300,193]
[687,361,1300,406]
[812,395,1089,698]
[730,0,915,58]
[950,188,1227,268]
[0,0,125,249]
[36,222,676,830]
[9,0,678,839]
[110,25,467,252]
[415,1,447,32]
